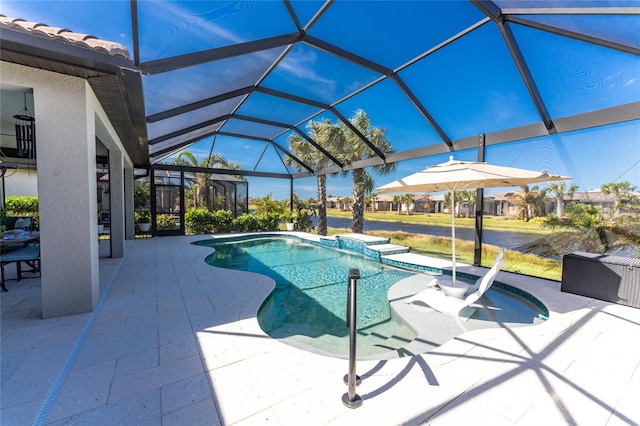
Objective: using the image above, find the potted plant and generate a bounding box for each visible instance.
[280,211,295,231]
[136,210,151,232]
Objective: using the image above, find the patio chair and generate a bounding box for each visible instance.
[2,216,35,231]
[406,249,504,320]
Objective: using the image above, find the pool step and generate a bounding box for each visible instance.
[367,243,410,255]
[333,234,411,256]
[335,233,389,245]
[357,328,433,358]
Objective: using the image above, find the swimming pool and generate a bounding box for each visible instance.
[197,234,547,359]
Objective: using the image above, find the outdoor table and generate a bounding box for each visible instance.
[1,230,40,251]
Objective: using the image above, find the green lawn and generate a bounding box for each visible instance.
[326,209,550,234]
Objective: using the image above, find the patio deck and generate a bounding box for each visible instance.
[1,234,639,425]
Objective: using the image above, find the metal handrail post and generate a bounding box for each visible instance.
[342,268,362,408]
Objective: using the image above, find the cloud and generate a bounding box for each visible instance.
[278,48,336,87]
[152,2,243,45]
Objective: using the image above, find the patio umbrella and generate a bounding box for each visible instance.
[377,156,570,282]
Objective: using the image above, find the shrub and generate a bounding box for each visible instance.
[4,196,39,229]
[156,214,178,230]
[5,196,38,213]
[186,209,281,234]
[256,212,281,231]
[211,210,233,233]
[185,207,213,234]
[134,183,150,210]
[252,193,285,215]
[295,207,316,232]
[232,213,260,232]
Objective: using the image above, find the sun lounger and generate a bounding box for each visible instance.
[406,249,504,320]
[437,248,505,298]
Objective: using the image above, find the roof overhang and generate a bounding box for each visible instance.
[0,21,149,167]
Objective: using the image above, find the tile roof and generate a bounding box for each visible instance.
[0,15,129,58]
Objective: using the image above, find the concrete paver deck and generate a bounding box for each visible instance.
[1,234,639,425]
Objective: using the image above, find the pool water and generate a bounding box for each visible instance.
[205,236,415,325]
[200,235,546,359]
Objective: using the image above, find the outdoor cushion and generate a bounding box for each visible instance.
[13,217,31,229]
[2,216,34,231]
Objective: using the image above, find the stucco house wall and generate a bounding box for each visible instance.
[1,60,132,317]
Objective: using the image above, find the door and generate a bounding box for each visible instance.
[151,169,184,236]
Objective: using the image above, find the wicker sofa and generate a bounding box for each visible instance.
[561,252,640,309]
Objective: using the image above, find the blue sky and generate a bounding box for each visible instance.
[3,1,638,200]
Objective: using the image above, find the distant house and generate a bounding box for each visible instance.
[428,194,446,214]
[409,195,428,213]
[484,191,521,218]
[370,194,431,214]
[427,191,522,218]
[365,189,640,218]
[560,189,640,215]
[373,192,515,217]
[373,195,394,212]
[329,196,353,211]
[487,188,640,218]
[567,189,615,209]
[428,193,477,217]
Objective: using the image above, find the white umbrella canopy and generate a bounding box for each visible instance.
[377,156,571,282]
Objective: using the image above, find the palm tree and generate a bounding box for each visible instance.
[443,191,458,217]
[286,119,334,236]
[173,150,238,209]
[541,203,610,254]
[401,193,414,215]
[393,195,402,214]
[174,151,206,207]
[253,193,284,215]
[359,170,376,213]
[364,194,375,213]
[601,181,637,215]
[515,185,548,221]
[330,110,397,233]
[293,197,317,232]
[338,196,351,211]
[535,198,640,256]
[175,151,230,168]
[547,182,578,218]
[370,192,379,212]
[457,190,476,218]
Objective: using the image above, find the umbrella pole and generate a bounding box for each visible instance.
[451,189,456,283]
